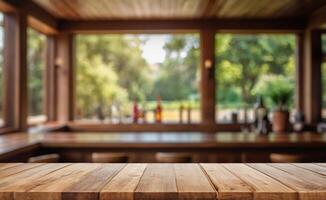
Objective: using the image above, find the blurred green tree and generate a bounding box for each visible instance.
[27,28,46,116]
[152,35,200,101]
[215,34,295,120]
[76,35,152,117]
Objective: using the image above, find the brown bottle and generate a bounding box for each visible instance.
[155,96,162,123]
[133,99,139,123]
[179,104,184,123]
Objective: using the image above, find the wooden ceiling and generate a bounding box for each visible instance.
[33,0,326,20]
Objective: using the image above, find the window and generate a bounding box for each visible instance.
[27,28,47,125]
[0,13,4,127]
[215,34,296,123]
[75,34,200,124]
[322,34,326,120]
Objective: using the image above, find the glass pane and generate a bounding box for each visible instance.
[215,34,296,123]
[75,34,200,124]
[27,28,47,125]
[0,13,3,126]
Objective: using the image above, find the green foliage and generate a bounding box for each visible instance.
[322,34,326,53]
[27,28,46,116]
[76,34,200,118]
[151,35,200,101]
[216,34,296,110]
[76,35,151,117]
[253,75,294,110]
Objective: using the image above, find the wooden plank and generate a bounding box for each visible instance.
[0,163,22,171]
[223,164,296,200]
[0,1,16,12]
[316,163,326,167]
[249,163,326,200]
[59,19,306,33]
[0,163,70,200]
[21,163,103,200]
[28,16,57,35]
[269,163,326,200]
[67,122,246,132]
[101,164,147,200]
[292,163,326,176]
[201,164,253,200]
[33,0,326,22]
[308,4,326,28]
[25,0,58,30]
[134,164,178,200]
[174,164,216,200]
[1,0,58,30]
[62,164,125,200]
[0,163,42,179]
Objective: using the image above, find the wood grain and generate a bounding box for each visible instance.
[134,164,178,200]
[201,164,252,200]
[0,163,22,171]
[249,163,326,200]
[22,163,103,200]
[0,163,42,179]
[268,163,326,199]
[292,163,326,176]
[223,164,297,200]
[33,0,326,20]
[101,164,147,200]
[0,164,69,200]
[62,164,125,200]
[0,164,325,200]
[174,164,216,200]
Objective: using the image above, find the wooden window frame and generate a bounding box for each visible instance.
[0,0,323,132]
[0,10,57,133]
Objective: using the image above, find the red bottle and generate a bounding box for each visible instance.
[155,96,162,123]
[133,99,139,123]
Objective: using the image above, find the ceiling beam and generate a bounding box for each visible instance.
[25,1,57,31]
[308,4,326,29]
[0,0,16,12]
[59,18,306,33]
[1,0,58,33]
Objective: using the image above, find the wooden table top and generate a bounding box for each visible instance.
[0,163,325,200]
[1,132,326,160]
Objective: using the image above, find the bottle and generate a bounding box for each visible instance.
[179,104,184,123]
[142,103,147,123]
[155,96,162,123]
[187,104,191,124]
[133,99,139,123]
[253,96,269,134]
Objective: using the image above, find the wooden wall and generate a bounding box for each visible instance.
[0,1,325,133]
